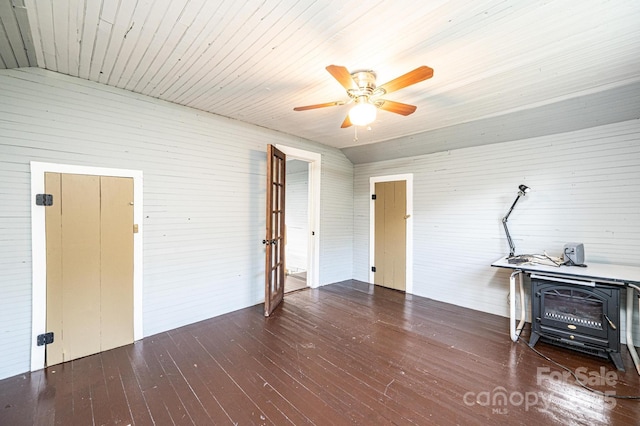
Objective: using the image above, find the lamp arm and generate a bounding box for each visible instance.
[503,194,522,222]
[502,194,522,257]
[502,219,516,257]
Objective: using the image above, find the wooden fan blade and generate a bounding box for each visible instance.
[293,101,344,111]
[376,66,433,95]
[340,114,352,128]
[377,100,417,116]
[326,65,358,91]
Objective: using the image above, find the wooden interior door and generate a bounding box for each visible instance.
[374,180,407,291]
[45,173,134,365]
[264,145,286,316]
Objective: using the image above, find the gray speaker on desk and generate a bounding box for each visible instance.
[563,243,585,265]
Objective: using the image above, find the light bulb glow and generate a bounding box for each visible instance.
[349,102,377,126]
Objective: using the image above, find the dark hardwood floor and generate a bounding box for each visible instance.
[2,280,639,425]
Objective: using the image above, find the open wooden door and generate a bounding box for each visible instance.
[264,144,286,316]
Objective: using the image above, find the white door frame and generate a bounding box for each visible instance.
[369,174,413,293]
[276,145,321,289]
[30,162,143,371]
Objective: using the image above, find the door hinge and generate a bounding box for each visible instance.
[371,194,376,200]
[37,332,54,346]
[371,266,376,272]
[36,194,53,206]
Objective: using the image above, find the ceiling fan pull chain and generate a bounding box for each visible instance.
[353,126,358,142]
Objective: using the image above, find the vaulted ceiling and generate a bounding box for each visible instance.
[1,1,639,163]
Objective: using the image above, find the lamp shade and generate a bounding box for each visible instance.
[349,102,377,126]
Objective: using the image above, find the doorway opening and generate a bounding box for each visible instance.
[275,145,321,290]
[284,159,309,293]
[369,174,413,293]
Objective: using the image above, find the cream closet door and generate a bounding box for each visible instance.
[45,173,134,366]
[374,180,407,291]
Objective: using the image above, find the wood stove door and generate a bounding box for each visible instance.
[531,280,620,345]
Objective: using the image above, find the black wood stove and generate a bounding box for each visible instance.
[529,276,623,370]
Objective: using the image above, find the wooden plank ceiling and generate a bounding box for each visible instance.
[1,0,639,158]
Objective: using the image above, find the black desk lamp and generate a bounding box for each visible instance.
[502,184,530,260]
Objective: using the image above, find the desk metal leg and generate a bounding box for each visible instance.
[627,285,640,375]
[509,270,525,342]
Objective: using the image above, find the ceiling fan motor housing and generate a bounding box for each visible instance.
[349,70,377,98]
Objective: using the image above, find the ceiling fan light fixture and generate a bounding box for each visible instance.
[293,65,433,128]
[349,101,377,126]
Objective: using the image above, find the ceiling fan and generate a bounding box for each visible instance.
[293,65,434,128]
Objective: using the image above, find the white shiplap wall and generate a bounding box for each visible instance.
[354,121,640,342]
[319,149,354,285]
[285,161,308,273]
[0,68,353,380]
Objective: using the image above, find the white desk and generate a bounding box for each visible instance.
[491,256,640,374]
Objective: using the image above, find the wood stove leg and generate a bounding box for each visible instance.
[626,285,640,375]
[609,352,625,372]
[528,332,540,348]
[509,270,525,342]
